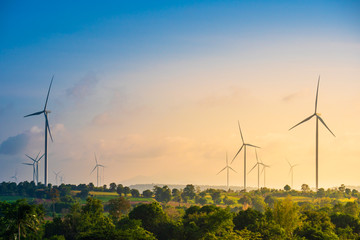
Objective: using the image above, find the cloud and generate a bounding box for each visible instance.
[0,133,30,155]
[66,72,99,100]
[282,92,302,102]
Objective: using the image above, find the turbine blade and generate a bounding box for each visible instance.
[315,76,320,113]
[216,167,227,175]
[229,167,237,173]
[287,159,291,167]
[94,153,98,164]
[22,163,33,166]
[24,110,44,118]
[289,114,315,131]
[45,114,53,142]
[246,144,260,148]
[35,151,41,160]
[288,168,292,177]
[37,154,45,162]
[25,154,36,162]
[317,116,336,137]
[231,145,244,164]
[90,166,97,174]
[248,164,258,174]
[238,121,244,143]
[255,149,259,163]
[44,76,54,110]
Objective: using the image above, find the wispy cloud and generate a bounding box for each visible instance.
[66,72,99,101]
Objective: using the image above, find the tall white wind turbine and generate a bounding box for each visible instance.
[287,160,299,189]
[231,121,260,191]
[91,153,105,187]
[53,171,61,185]
[24,76,54,186]
[217,152,237,190]
[260,162,270,188]
[25,152,44,185]
[289,76,335,191]
[248,149,262,190]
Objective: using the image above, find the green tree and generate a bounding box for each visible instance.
[116,184,124,196]
[109,182,117,192]
[154,186,171,203]
[209,190,222,204]
[183,205,234,239]
[0,199,44,240]
[123,187,131,197]
[284,185,291,192]
[272,196,300,238]
[142,189,153,198]
[108,196,131,220]
[131,189,140,198]
[182,184,196,200]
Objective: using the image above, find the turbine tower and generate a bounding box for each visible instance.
[217,152,237,190]
[231,121,260,191]
[248,149,262,190]
[25,152,44,185]
[91,153,105,187]
[289,76,335,191]
[287,160,299,189]
[24,76,54,186]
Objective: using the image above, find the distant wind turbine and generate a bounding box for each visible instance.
[261,162,270,188]
[289,76,335,191]
[24,76,54,186]
[217,152,237,190]
[248,149,262,190]
[287,160,299,189]
[91,153,105,187]
[25,152,44,185]
[53,171,61,186]
[11,170,18,183]
[231,121,260,191]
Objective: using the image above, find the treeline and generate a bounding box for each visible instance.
[2,195,360,239]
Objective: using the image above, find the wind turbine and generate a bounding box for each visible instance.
[289,76,335,191]
[53,171,61,185]
[91,153,105,187]
[22,160,36,183]
[231,121,260,191]
[248,149,262,190]
[11,170,18,183]
[25,152,44,185]
[287,160,299,189]
[24,76,54,186]
[217,152,237,190]
[261,162,270,188]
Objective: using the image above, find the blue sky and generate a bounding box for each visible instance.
[1,1,359,188]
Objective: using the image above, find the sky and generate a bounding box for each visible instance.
[0,1,359,189]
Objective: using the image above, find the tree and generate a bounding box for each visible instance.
[182,184,196,200]
[183,205,234,239]
[209,189,222,204]
[123,187,131,197]
[0,199,44,240]
[108,197,131,219]
[128,202,169,238]
[109,182,117,192]
[131,189,140,198]
[338,184,346,193]
[154,186,171,203]
[301,184,310,193]
[284,185,291,192]
[116,184,124,196]
[142,190,153,198]
[272,196,300,238]
[317,188,326,198]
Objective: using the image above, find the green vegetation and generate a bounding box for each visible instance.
[2,181,360,239]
